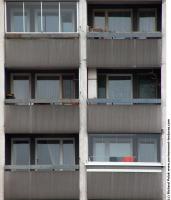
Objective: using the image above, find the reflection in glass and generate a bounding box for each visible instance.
[60,2,77,32]
[108,76,132,99]
[37,140,60,165]
[108,11,132,32]
[13,75,30,100]
[36,76,60,100]
[62,76,74,98]
[12,140,30,165]
[94,12,105,30]
[139,9,156,32]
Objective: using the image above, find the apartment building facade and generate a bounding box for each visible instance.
[0,0,168,199]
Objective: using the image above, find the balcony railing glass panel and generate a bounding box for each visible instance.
[6,1,77,33]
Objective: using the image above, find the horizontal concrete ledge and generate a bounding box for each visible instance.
[5,98,79,105]
[5,32,79,39]
[87,32,162,39]
[87,98,161,105]
[5,165,79,171]
[86,162,163,172]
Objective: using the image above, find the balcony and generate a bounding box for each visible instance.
[5,165,79,200]
[87,33,161,68]
[5,1,79,69]
[5,34,79,69]
[87,99,161,133]
[5,99,79,134]
[86,162,162,200]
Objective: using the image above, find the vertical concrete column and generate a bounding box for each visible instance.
[88,69,97,99]
[0,0,5,199]
[79,0,88,199]
[161,0,166,200]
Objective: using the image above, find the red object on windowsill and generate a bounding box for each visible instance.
[121,156,134,162]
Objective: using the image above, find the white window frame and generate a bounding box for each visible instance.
[34,7,59,32]
[10,7,30,32]
[60,8,76,33]
[138,8,157,32]
[10,73,31,99]
[35,138,75,166]
[11,138,31,165]
[106,74,133,99]
[6,1,78,33]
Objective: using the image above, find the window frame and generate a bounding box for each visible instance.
[11,138,31,165]
[137,8,157,32]
[10,73,31,100]
[89,134,160,163]
[6,1,78,33]
[60,7,76,33]
[35,73,61,100]
[35,73,76,100]
[35,137,75,166]
[62,74,76,99]
[106,74,133,99]
[35,7,59,32]
[93,8,133,32]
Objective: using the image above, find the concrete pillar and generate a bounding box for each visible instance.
[161,0,167,200]
[88,69,97,99]
[79,0,88,199]
[0,0,5,199]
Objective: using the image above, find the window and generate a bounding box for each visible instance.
[92,8,159,32]
[61,2,77,32]
[62,75,75,99]
[93,9,132,32]
[36,138,75,166]
[94,11,105,30]
[139,78,158,98]
[98,75,106,98]
[107,75,132,99]
[12,139,30,165]
[98,74,133,99]
[138,9,157,32]
[7,2,77,32]
[11,74,30,100]
[108,10,132,32]
[89,134,160,162]
[138,138,158,162]
[91,136,133,162]
[35,75,60,100]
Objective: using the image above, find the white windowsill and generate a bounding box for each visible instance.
[86,161,163,167]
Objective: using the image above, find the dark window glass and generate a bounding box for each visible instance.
[98,75,106,98]
[62,76,75,99]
